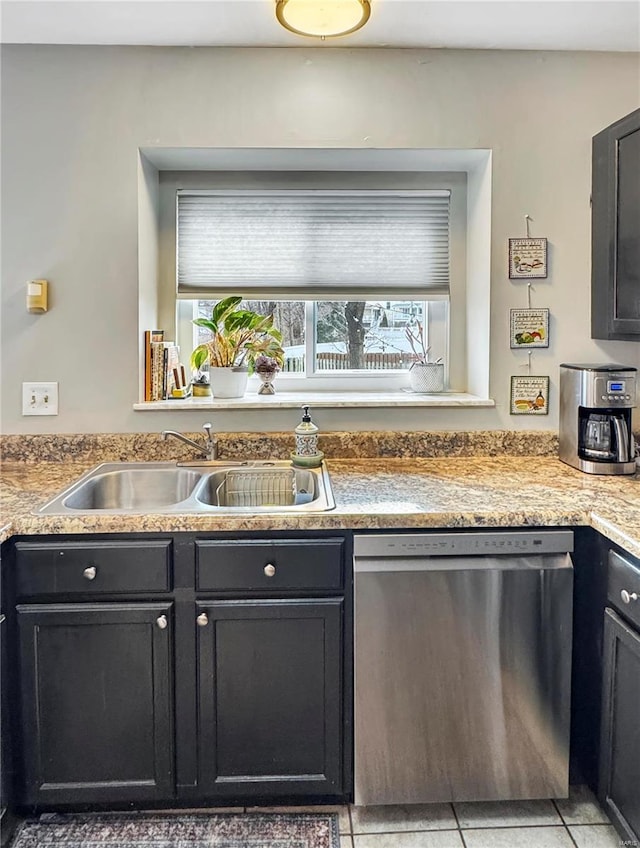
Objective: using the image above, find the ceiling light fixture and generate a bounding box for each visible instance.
[275,0,371,39]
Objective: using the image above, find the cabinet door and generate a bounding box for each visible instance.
[592,108,640,340]
[0,610,15,848]
[17,602,174,806]
[599,608,640,842]
[197,598,343,798]
[0,614,8,811]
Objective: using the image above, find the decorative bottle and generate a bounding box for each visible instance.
[292,405,324,467]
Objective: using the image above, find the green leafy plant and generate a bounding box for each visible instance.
[190,296,285,375]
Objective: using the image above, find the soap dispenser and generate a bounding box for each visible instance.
[291,405,324,468]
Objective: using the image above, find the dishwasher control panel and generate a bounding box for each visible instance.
[353,530,574,558]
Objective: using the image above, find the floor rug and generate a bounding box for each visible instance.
[10,812,340,848]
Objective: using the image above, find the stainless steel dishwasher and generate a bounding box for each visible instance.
[354,530,574,806]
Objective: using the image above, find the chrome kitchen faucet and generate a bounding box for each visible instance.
[161,423,218,461]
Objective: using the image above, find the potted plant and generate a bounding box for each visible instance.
[254,354,281,395]
[405,319,444,393]
[190,297,285,398]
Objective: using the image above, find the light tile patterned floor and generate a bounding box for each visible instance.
[19,786,617,848]
[302,785,619,848]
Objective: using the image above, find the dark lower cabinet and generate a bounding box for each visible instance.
[599,608,640,842]
[196,598,343,798]
[10,532,350,809]
[0,614,7,826]
[1,609,16,847]
[17,602,174,807]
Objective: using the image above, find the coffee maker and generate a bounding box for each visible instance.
[559,364,637,475]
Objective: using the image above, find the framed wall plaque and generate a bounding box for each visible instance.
[509,237,548,279]
[510,308,550,348]
[510,375,550,415]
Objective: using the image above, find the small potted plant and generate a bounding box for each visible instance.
[254,354,281,395]
[405,319,445,393]
[190,371,212,398]
[190,297,285,398]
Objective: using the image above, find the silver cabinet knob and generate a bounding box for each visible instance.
[197,612,209,627]
[264,563,276,577]
[621,589,639,604]
[156,615,168,630]
[83,566,97,581]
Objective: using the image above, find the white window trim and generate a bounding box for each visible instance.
[138,148,492,409]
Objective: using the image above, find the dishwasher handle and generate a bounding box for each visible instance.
[353,530,574,560]
[354,552,574,573]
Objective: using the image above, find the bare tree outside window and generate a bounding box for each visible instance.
[345,302,367,369]
[316,301,425,371]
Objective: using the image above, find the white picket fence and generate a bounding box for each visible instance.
[282,352,411,372]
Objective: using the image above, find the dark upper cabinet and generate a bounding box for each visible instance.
[599,608,640,842]
[17,602,175,807]
[591,108,640,340]
[196,597,343,799]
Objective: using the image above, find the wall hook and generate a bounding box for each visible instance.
[525,215,532,238]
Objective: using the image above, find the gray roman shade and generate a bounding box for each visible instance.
[176,190,450,300]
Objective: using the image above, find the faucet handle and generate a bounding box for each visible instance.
[202,423,218,460]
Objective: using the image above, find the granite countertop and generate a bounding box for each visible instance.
[2,456,639,558]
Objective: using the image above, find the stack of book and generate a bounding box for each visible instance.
[144,330,181,401]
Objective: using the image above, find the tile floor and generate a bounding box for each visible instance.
[255,785,621,848]
[12,786,621,848]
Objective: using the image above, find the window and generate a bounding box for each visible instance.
[168,180,462,392]
[189,299,448,382]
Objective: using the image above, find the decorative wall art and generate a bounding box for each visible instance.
[510,375,550,415]
[510,308,550,348]
[508,237,548,279]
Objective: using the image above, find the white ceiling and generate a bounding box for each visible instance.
[1,0,639,51]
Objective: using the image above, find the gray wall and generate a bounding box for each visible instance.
[1,45,638,434]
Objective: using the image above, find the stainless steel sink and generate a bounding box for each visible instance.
[36,461,335,515]
[63,467,203,511]
[196,467,320,509]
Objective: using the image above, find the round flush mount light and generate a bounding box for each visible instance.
[275,0,371,39]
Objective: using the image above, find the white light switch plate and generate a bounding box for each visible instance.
[22,382,58,415]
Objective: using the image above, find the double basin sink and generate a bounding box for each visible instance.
[37,460,335,515]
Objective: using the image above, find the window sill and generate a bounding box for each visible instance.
[133,391,495,411]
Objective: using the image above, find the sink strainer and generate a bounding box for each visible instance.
[216,467,297,507]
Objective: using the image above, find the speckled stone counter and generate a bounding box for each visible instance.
[0,429,559,463]
[2,455,639,559]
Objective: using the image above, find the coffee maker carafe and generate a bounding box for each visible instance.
[560,364,636,475]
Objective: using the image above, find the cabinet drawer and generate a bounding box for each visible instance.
[15,540,172,596]
[609,549,640,630]
[196,538,344,592]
